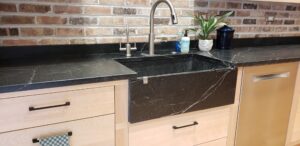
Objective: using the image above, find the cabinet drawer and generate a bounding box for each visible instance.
[129,107,230,146]
[0,86,114,133]
[196,138,227,146]
[0,114,115,146]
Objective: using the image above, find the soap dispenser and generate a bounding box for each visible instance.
[180,30,190,53]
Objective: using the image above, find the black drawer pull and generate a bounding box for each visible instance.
[32,132,72,143]
[29,102,71,111]
[173,121,198,129]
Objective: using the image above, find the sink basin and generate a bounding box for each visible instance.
[116,54,237,123]
[116,54,228,77]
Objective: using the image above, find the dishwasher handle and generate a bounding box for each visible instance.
[253,72,290,82]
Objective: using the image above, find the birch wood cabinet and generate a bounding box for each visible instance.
[0,80,129,146]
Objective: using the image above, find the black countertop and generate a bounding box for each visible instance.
[201,44,300,66]
[0,44,300,94]
[0,55,136,93]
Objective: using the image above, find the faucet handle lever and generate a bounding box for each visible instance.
[126,24,130,43]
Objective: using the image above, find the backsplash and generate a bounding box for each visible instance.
[0,0,300,46]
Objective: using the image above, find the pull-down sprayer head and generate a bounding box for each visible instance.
[149,0,178,56]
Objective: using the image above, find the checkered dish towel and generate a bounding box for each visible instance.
[39,133,70,146]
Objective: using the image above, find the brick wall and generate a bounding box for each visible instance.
[0,0,300,46]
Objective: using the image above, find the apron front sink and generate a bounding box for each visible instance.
[116,54,237,123]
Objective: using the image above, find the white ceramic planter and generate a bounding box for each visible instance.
[198,39,213,52]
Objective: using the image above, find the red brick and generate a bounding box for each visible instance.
[228,18,242,25]
[277,12,289,18]
[9,28,19,36]
[39,39,69,45]
[126,0,148,6]
[54,5,82,14]
[37,16,67,24]
[194,1,208,7]
[70,39,97,44]
[274,27,288,32]
[19,4,51,13]
[38,0,97,4]
[255,34,268,38]
[236,11,250,17]
[56,28,83,36]
[84,6,111,15]
[209,2,225,8]
[258,3,271,10]
[284,20,295,25]
[3,39,37,46]
[0,16,35,24]
[227,2,241,9]
[208,10,218,16]
[243,3,257,9]
[86,28,112,36]
[21,28,54,36]
[0,28,19,36]
[0,28,8,36]
[69,17,97,25]
[272,3,285,10]
[99,0,124,5]
[113,7,136,15]
[243,19,256,24]
[0,3,17,12]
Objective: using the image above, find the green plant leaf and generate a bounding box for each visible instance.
[207,17,218,33]
[217,11,233,23]
[191,11,233,40]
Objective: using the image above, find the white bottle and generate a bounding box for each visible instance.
[180,30,190,53]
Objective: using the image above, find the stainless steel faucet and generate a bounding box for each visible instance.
[119,24,137,57]
[149,0,178,56]
[125,24,131,57]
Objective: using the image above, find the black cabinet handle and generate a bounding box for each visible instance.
[173,121,198,130]
[32,132,72,143]
[29,102,71,111]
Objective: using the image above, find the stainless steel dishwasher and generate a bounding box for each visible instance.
[236,62,298,146]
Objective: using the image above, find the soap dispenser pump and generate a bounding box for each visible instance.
[180,30,190,53]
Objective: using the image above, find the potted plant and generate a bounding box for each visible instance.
[191,11,233,51]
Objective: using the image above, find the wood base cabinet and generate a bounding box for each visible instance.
[196,138,227,146]
[0,80,129,146]
[129,107,230,146]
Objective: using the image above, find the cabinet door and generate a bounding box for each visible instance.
[236,62,298,146]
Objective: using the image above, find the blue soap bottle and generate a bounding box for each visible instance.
[175,32,182,53]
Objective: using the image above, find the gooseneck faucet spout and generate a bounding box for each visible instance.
[149,0,177,56]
